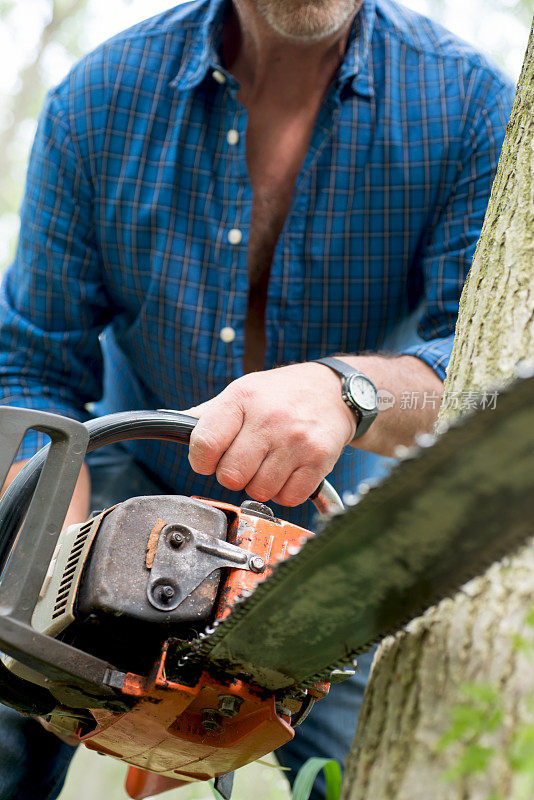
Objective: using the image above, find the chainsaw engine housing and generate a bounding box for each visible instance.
[77,496,227,633]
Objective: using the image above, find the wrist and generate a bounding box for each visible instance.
[311,358,379,443]
[305,362,358,445]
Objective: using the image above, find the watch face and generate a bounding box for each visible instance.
[348,374,378,412]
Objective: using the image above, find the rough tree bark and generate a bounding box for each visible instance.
[342,16,534,800]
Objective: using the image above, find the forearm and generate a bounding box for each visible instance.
[332,354,443,457]
[2,460,92,529]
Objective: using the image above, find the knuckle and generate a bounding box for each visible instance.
[264,406,292,430]
[189,429,223,473]
[216,465,248,491]
[230,378,257,405]
[190,428,220,454]
[307,436,331,466]
[246,484,273,503]
[276,488,305,508]
[287,423,310,449]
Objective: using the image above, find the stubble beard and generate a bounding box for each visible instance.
[253,0,358,42]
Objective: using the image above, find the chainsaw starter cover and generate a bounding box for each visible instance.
[76,496,228,634]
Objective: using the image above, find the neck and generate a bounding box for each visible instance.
[224,0,360,101]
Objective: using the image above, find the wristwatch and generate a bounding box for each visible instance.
[313,356,379,440]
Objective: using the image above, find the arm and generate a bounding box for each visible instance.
[324,353,443,456]
[185,356,439,508]
[0,87,112,460]
[1,461,91,529]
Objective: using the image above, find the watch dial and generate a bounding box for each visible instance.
[349,375,378,411]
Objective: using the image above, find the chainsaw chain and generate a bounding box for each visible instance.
[181,369,534,692]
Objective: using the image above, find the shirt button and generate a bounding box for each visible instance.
[213,70,226,85]
[227,129,239,146]
[228,228,242,245]
[220,327,236,344]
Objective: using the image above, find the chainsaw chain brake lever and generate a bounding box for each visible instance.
[0,407,343,714]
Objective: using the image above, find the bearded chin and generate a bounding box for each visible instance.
[255,0,357,41]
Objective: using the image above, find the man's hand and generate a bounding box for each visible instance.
[187,363,356,508]
[186,356,444,507]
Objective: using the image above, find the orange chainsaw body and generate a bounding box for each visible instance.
[66,500,327,798]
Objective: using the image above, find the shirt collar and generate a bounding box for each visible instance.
[339,0,376,99]
[170,0,376,99]
[170,0,228,91]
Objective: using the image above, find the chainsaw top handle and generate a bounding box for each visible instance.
[0,409,343,568]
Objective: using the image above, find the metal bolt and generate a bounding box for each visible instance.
[218,694,243,718]
[201,709,222,731]
[249,555,266,573]
[275,703,292,718]
[160,585,175,600]
[169,531,185,549]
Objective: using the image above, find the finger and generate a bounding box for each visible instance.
[216,427,271,492]
[244,449,296,503]
[188,399,245,476]
[273,465,327,508]
[180,402,211,417]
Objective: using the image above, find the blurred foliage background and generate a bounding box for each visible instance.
[0,0,531,798]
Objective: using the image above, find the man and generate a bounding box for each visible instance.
[0,0,514,797]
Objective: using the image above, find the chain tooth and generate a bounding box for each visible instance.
[180,376,534,692]
[193,529,532,692]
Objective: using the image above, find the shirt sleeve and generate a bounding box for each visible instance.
[402,81,515,381]
[0,88,112,459]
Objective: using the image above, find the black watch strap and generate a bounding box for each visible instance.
[313,356,359,381]
[313,356,379,441]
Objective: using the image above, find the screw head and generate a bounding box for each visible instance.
[249,555,266,573]
[169,531,185,549]
[218,694,243,718]
[160,585,175,600]
[201,709,222,731]
[275,703,292,718]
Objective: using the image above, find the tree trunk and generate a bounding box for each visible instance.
[342,17,534,800]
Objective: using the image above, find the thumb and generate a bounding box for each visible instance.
[179,401,213,419]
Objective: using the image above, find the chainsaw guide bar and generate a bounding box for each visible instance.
[186,374,534,691]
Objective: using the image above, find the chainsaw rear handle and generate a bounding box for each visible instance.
[0,408,343,716]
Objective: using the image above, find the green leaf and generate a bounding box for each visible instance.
[509,724,534,772]
[291,758,342,800]
[524,607,534,629]
[459,682,500,706]
[255,758,291,771]
[512,633,529,652]
[444,744,494,779]
[438,698,502,751]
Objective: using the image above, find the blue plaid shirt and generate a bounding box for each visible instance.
[0,0,514,526]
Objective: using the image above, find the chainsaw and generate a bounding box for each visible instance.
[0,374,532,799]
